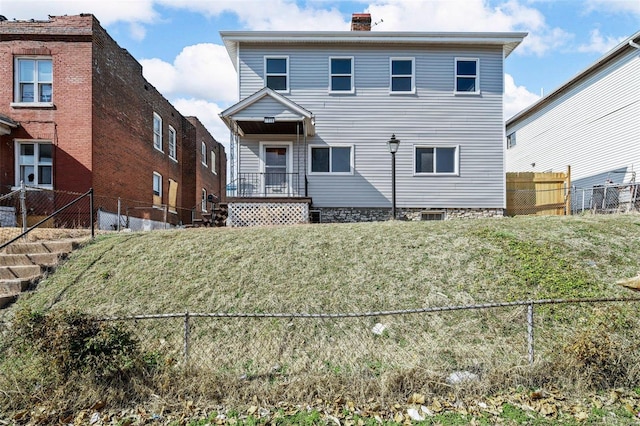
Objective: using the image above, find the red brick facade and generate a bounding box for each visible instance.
[0,14,225,226]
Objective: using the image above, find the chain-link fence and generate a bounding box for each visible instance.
[0,184,93,246]
[1,297,639,408]
[507,183,640,216]
[98,297,639,373]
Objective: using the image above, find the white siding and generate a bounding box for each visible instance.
[506,49,640,188]
[237,44,506,208]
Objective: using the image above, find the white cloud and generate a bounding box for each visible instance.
[585,0,640,16]
[0,0,159,36]
[158,0,348,30]
[577,29,627,54]
[172,98,230,149]
[140,43,238,104]
[504,73,540,120]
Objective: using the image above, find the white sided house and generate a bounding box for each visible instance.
[220,14,526,225]
[506,31,640,210]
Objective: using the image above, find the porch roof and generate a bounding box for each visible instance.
[0,114,17,136]
[219,87,315,137]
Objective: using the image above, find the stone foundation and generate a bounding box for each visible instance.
[312,207,504,223]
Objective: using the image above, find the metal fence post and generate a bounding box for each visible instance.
[184,311,190,365]
[19,181,27,234]
[527,302,534,365]
[117,197,121,232]
[89,188,94,239]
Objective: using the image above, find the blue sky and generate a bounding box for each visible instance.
[2,0,638,146]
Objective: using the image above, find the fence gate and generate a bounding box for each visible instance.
[506,167,571,216]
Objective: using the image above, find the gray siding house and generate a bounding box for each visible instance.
[221,14,526,225]
[506,31,640,209]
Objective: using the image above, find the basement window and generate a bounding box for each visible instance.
[420,211,445,221]
[309,210,321,223]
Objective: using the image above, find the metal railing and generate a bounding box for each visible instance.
[227,173,301,198]
[0,184,94,250]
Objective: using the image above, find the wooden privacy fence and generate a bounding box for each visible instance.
[506,166,571,216]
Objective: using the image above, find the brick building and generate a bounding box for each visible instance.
[0,14,225,228]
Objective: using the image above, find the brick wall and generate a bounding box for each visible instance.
[0,14,225,226]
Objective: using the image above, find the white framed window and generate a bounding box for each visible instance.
[153,172,162,205]
[329,57,354,93]
[390,57,414,93]
[211,150,217,174]
[201,141,207,166]
[201,188,207,212]
[507,132,516,149]
[309,145,354,175]
[414,145,459,175]
[454,58,479,93]
[14,57,53,105]
[168,125,177,160]
[153,113,163,151]
[265,56,288,92]
[14,141,53,188]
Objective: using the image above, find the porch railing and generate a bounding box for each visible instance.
[227,173,301,198]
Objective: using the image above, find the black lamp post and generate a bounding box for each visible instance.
[387,134,400,219]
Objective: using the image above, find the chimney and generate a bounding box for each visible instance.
[350,13,371,31]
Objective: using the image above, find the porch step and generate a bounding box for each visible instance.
[0,265,42,280]
[4,239,84,255]
[0,238,87,309]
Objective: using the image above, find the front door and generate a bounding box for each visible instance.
[263,145,289,195]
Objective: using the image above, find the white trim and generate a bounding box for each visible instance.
[328,56,355,94]
[259,141,293,196]
[168,125,177,161]
[14,56,53,104]
[454,57,480,95]
[413,144,460,176]
[389,57,415,94]
[264,56,289,93]
[153,112,163,152]
[14,140,53,189]
[201,141,208,166]
[308,144,355,176]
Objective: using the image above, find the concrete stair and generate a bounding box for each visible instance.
[0,239,86,308]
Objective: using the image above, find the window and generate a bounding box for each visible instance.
[390,58,414,93]
[201,142,207,166]
[455,58,479,93]
[211,150,216,174]
[14,57,52,104]
[329,57,354,92]
[168,126,177,160]
[201,189,207,212]
[507,132,516,149]
[309,145,353,174]
[415,146,459,175]
[265,57,288,91]
[153,113,162,151]
[15,141,53,188]
[153,172,162,206]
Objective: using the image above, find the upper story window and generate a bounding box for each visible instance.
[507,132,516,149]
[168,125,177,160]
[265,57,288,92]
[329,57,354,93]
[455,58,479,93]
[211,150,217,174]
[201,142,207,166]
[390,58,414,93]
[309,145,354,175]
[15,141,53,188]
[14,57,53,104]
[415,146,459,175]
[153,113,163,151]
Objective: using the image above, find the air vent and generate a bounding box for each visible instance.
[420,210,445,221]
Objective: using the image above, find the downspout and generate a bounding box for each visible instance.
[296,121,300,196]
